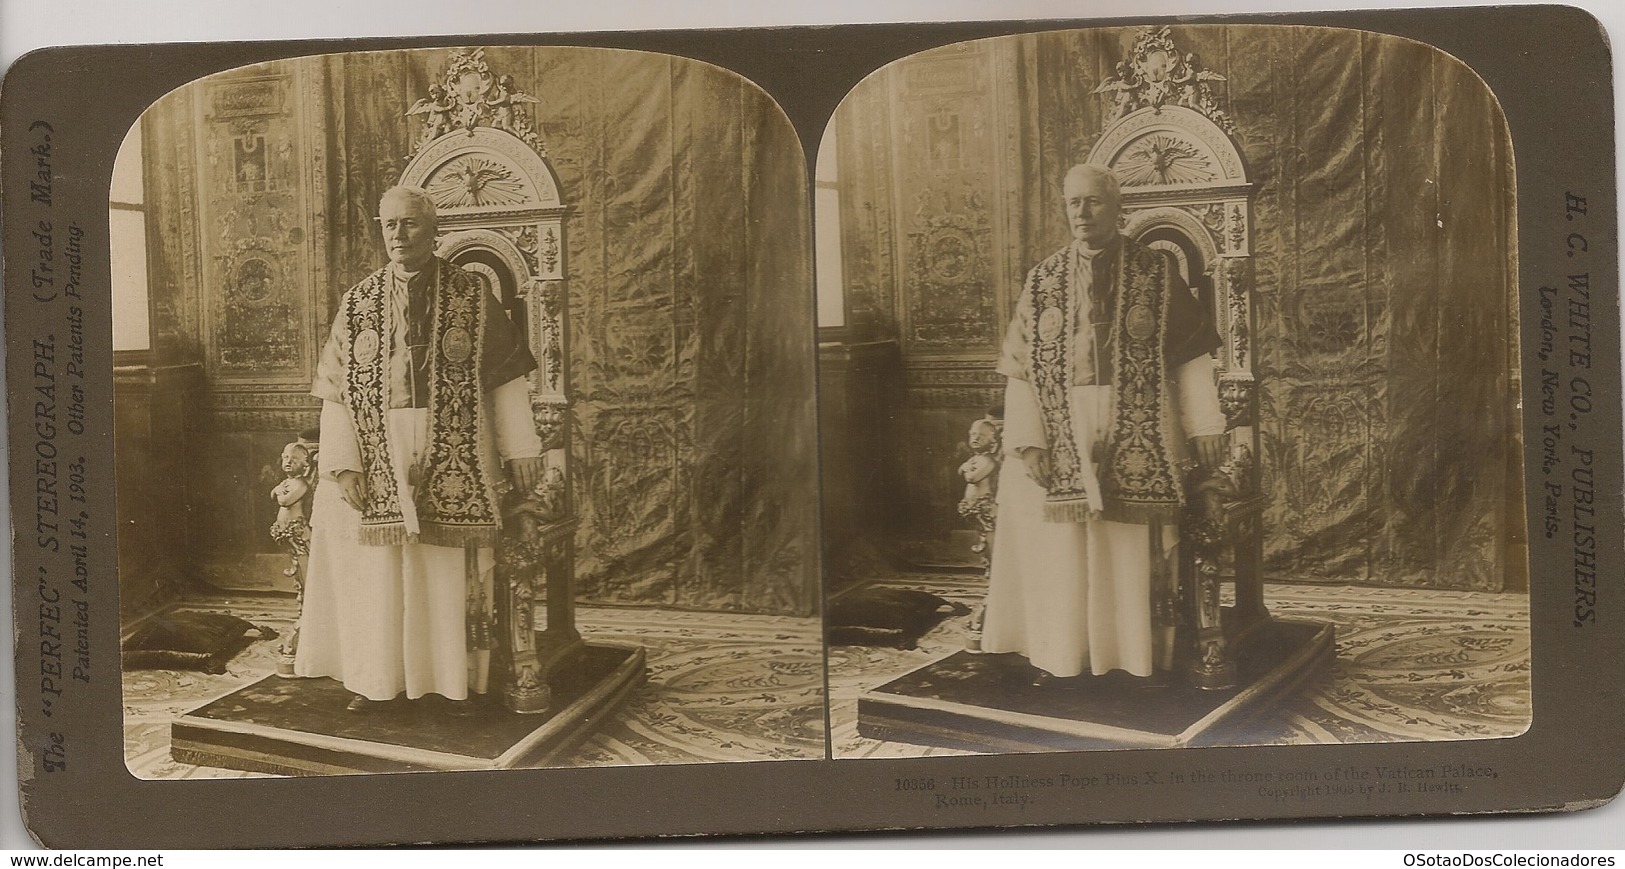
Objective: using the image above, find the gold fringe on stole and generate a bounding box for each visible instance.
[417,523,500,549]
[358,523,411,546]
[1045,498,1182,524]
[1043,498,1101,523]
[356,523,499,548]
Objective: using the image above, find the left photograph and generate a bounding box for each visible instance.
[113,44,823,777]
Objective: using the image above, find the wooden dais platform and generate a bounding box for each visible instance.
[172,643,645,775]
[858,617,1333,752]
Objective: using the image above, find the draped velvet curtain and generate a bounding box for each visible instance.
[835,26,1522,591]
[145,47,818,615]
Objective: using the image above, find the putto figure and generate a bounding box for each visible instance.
[269,439,318,578]
[406,85,454,155]
[293,185,545,715]
[1089,27,1235,133]
[956,414,1003,554]
[979,163,1227,683]
[486,75,542,136]
[407,49,549,158]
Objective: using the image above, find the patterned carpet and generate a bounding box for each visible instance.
[829,574,1531,758]
[123,595,826,779]
[125,577,1531,774]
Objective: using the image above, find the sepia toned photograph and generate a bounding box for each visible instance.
[819,24,1530,756]
[111,44,824,777]
[4,4,1621,848]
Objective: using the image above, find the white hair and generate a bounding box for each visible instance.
[377,185,438,220]
[1064,163,1122,205]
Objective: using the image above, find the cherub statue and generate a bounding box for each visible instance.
[487,74,542,136]
[957,413,1003,653]
[272,433,318,676]
[956,416,1002,545]
[1092,60,1143,122]
[406,85,454,153]
[1171,52,1228,112]
[269,441,317,577]
[1170,53,1199,109]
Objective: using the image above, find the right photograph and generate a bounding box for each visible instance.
[817,23,1529,757]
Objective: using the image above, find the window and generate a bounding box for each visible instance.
[110,120,151,353]
[814,126,846,330]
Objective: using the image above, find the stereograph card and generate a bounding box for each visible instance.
[2,3,1621,848]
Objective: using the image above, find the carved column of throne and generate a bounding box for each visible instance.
[1174,387,1268,690]
[490,396,578,715]
[1084,25,1266,691]
[399,48,583,714]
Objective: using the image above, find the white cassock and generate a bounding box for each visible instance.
[294,267,543,702]
[980,245,1226,679]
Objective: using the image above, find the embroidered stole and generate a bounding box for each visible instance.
[343,261,502,547]
[1026,239,1184,524]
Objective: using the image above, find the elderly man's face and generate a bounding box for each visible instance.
[1064,169,1121,248]
[378,194,437,270]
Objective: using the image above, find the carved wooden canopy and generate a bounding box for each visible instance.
[397,48,570,435]
[1086,26,1256,415]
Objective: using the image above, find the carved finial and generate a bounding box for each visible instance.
[407,48,548,159]
[1094,27,1234,134]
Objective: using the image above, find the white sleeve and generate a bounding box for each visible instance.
[492,376,544,461]
[1001,377,1049,456]
[318,400,362,478]
[311,299,350,403]
[1173,356,1227,438]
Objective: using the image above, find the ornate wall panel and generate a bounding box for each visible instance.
[196,67,327,383]
[889,43,1005,356]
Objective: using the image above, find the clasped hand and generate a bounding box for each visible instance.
[506,457,546,494]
